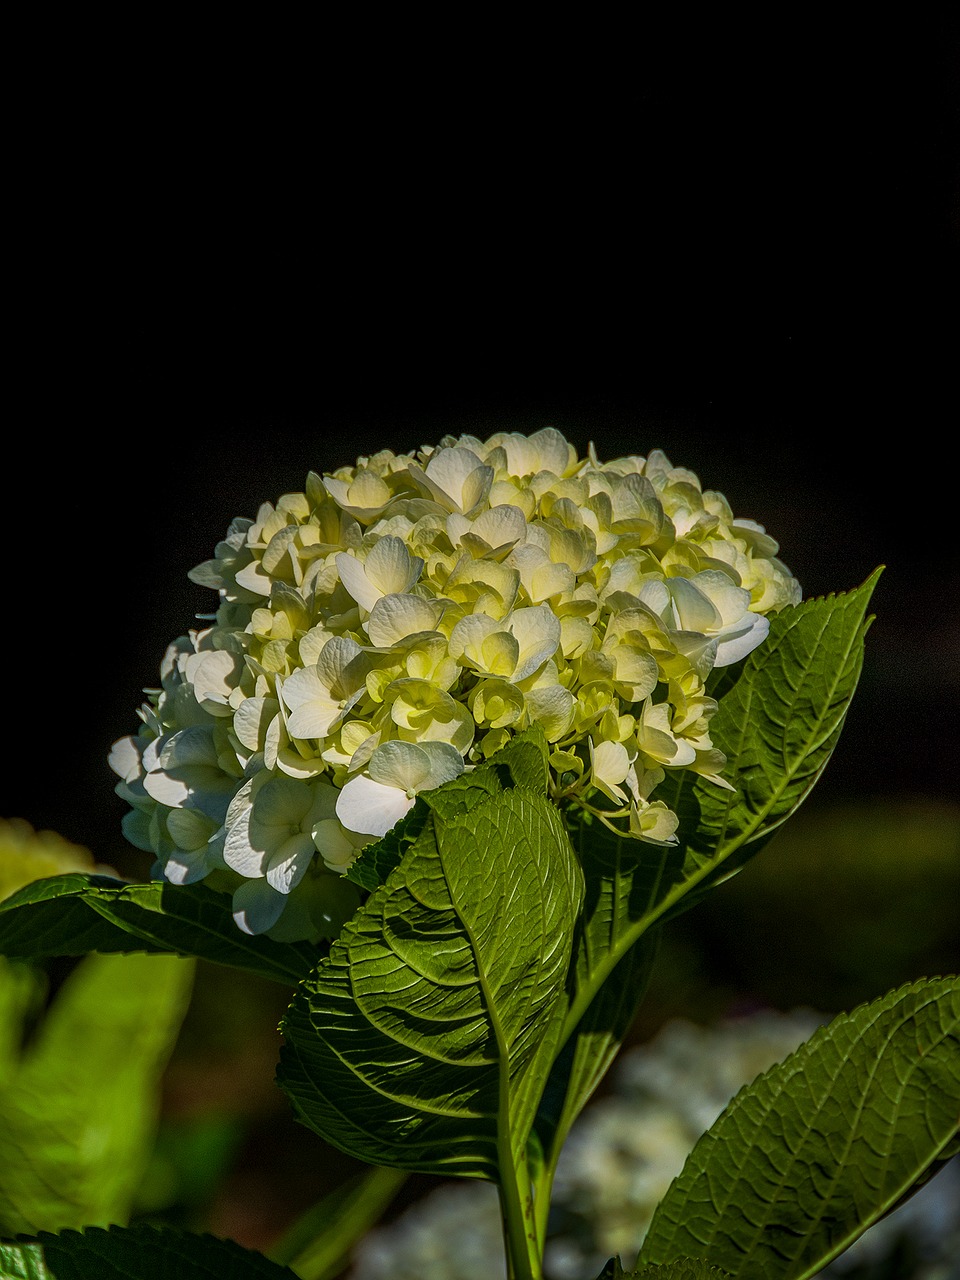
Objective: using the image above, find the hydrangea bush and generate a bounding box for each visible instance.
[108,430,799,939]
[1,428,956,1280]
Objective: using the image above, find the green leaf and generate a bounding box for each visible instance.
[0,953,194,1236]
[277,785,583,1180]
[0,1225,300,1279]
[536,919,660,1182]
[0,1241,50,1280]
[637,975,960,1279]
[596,1261,732,1279]
[0,875,318,985]
[0,960,44,1082]
[344,799,431,892]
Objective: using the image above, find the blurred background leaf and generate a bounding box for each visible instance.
[0,950,194,1236]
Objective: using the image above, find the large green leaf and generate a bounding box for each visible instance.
[0,1225,299,1279]
[0,1241,48,1280]
[0,875,318,985]
[0,952,194,1236]
[0,960,43,1082]
[278,785,583,1180]
[535,911,660,1196]
[637,975,960,1279]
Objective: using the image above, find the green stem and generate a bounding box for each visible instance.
[498,1153,542,1280]
[531,1157,558,1260]
[267,1164,408,1280]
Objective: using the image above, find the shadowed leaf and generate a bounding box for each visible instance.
[0,954,193,1236]
[0,875,318,984]
[1,1225,299,1279]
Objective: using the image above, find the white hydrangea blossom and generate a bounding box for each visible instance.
[110,430,801,938]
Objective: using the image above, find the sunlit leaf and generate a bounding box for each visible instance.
[660,569,882,918]
[637,975,960,1278]
[0,953,193,1235]
[278,785,583,1180]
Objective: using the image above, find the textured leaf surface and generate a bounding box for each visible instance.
[0,1241,50,1280]
[0,875,318,984]
[278,786,583,1178]
[0,1225,299,1279]
[537,904,659,1175]
[638,975,960,1279]
[344,800,431,892]
[0,953,193,1236]
[604,1262,732,1279]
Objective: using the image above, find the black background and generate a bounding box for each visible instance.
[5,20,958,871]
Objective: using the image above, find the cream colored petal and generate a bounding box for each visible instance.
[335,773,416,838]
[667,576,723,633]
[690,570,753,625]
[335,550,381,611]
[523,685,576,741]
[281,671,342,740]
[714,613,770,667]
[365,593,445,647]
[108,735,144,783]
[223,811,268,879]
[365,536,424,596]
[424,447,492,512]
[470,504,528,550]
[507,606,562,682]
[232,878,287,935]
[313,817,363,870]
[367,739,465,793]
[265,833,316,894]
[234,697,280,752]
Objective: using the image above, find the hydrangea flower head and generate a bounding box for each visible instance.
[110,429,800,939]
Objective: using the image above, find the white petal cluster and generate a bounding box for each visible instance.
[110,430,801,938]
